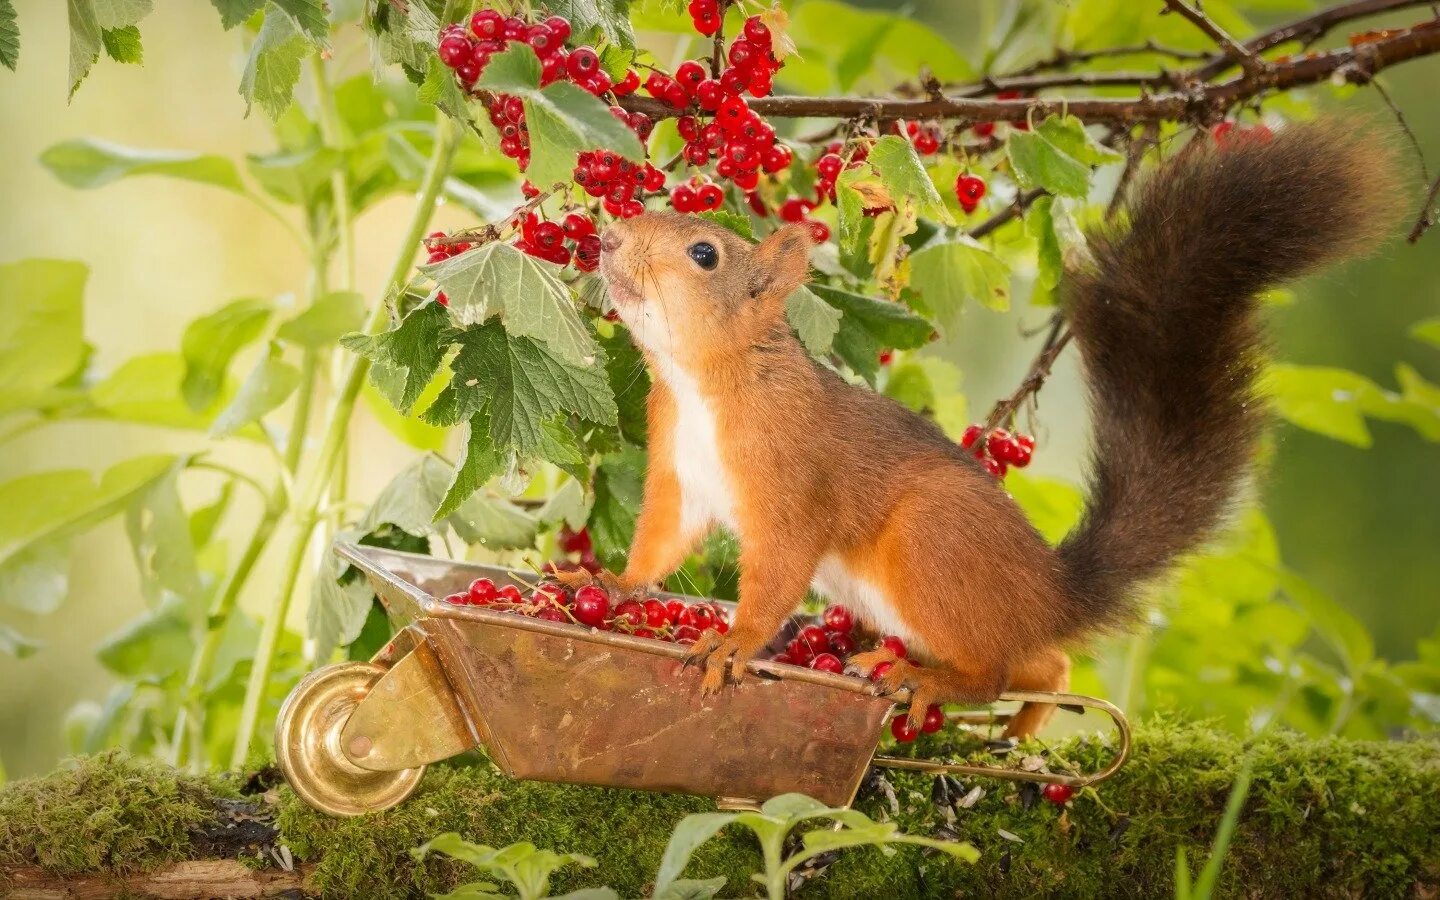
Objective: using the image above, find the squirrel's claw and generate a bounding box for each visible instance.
[684,628,758,696]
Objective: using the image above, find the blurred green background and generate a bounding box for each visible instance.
[0,1,1436,778]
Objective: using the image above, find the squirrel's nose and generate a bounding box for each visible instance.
[600,226,624,254]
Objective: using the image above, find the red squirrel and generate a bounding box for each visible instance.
[593,120,1397,737]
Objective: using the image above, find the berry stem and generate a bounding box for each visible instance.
[229,115,460,769]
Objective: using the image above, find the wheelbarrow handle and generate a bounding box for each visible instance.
[871,691,1132,788]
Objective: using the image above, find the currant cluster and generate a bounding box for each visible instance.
[572,149,666,220]
[442,576,733,644]
[509,209,603,270]
[685,0,724,35]
[960,425,1036,478]
[555,524,601,572]
[900,120,944,155]
[668,175,726,213]
[425,232,472,306]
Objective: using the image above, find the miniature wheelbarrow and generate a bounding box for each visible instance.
[276,544,1131,816]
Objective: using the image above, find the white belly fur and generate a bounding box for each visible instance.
[656,356,739,535]
[810,555,924,653]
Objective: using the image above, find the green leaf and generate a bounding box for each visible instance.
[808,283,933,383]
[124,457,201,607]
[1280,570,1375,675]
[654,877,728,900]
[96,597,191,678]
[209,345,300,437]
[210,0,264,29]
[1027,196,1063,294]
[270,0,328,46]
[908,238,1011,324]
[785,285,842,356]
[100,25,141,63]
[417,54,471,120]
[67,0,103,97]
[0,259,88,415]
[546,0,635,48]
[866,135,952,225]
[437,413,503,521]
[0,0,18,71]
[476,45,643,189]
[181,297,274,412]
[696,210,753,239]
[246,145,340,205]
[1006,116,1118,199]
[449,491,537,550]
[240,4,309,120]
[277,291,365,347]
[363,454,454,537]
[341,300,449,415]
[0,457,175,583]
[0,538,70,615]
[423,242,599,366]
[0,622,40,658]
[40,137,245,193]
[600,327,648,445]
[90,353,229,431]
[308,542,375,662]
[188,482,233,547]
[589,448,643,569]
[1263,364,1373,447]
[436,321,616,458]
[1411,317,1440,350]
[654,813,738,897]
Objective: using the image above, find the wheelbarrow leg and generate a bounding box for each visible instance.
[275,638,475,816]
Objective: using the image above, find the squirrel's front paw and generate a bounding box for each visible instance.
[684,628,764,695]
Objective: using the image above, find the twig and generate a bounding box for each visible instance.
[984,316,1074,431]
[425,186,557,248]
[968,188,1047,240]
[617,22,1440,122]
[1371,77,1430,182]
[1002,40,1210,78]
[1162,0,1267,75]
[1106,122,1159,220]
[1408,170,1440,242]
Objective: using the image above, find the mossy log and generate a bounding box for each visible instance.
[2,723,1437,899]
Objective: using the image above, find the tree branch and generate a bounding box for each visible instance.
[618,20,1440,123]
[1162,0,1266,75]
[1408,170,1440,242]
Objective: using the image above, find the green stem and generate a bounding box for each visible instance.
[169,496,284,770]
[762,831,787,900]
[228,115,459,770]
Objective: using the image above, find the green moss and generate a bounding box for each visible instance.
[0,749,233,876]
[4,724,1436,898]
[278,723,1440,899]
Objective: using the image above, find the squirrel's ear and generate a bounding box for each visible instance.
[751,224,813,304]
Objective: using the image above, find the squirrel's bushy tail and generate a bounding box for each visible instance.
[1056,120,1398,635]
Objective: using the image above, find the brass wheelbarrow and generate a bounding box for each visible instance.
[276,544,1131,816]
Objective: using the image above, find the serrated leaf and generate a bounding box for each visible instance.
[475,45,643,189]
[209,345,300,437]
[91,0,151,28]
[785,285,841,356]
[0,538,70,616]
[417,54,470,119]
[277,291,365,347]
[598,43,635,81]
[0,0,19,71]
[437,412,503,521]
[240,5,309,120]
[101,25,141,63]
[181,297,274,412]
[308,543,375,662]
[0,622,40,658]
[697,210,753,239]
[211,0,264,29]
[271,0,328,46]
[341,300,449,414]
[866,135,951,224]
[363,455,451,536]
[546,0,635,48]
[600,327,648,445]
[0,259,88,415]
[1007,129,1087,197]
[1027,195,1063,294]
[809,283,933,383]
[450,491,537,550]
[423,242,599,366]
[908,238,1011,325]
[40,137,245,193]
[589,448,642,569]
[96,596,192,678]
[438,321,616,458]
[67,0,100,98]
[246,144,341,204]
[1037,114,1122,167]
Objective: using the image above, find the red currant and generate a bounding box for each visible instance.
[891,714,919,742]
[567,46,600,79]
[536,606,569,622]
[642,598,669,628]
[497,584,524,604]
[921,704,945,733]
[562,213,595,241]
[810,653,844,673]
[438,35,472,68]
[822,604,854,633]
[695,79,725,111]
[442,591,469,605]
[960,424,983,449]
[543,15,571,43]
[798,624,830,656]
[805,220,830,244]
[468,578,499,604]
[743,16,771,45]
[869,660,895,682]
[470,9,502,39]
[573,585,610,627]
[1042,783,1076,805]
[879,635,908,659]
[612,599,644,628]
[827,632,857,656]
[816,153,844,181]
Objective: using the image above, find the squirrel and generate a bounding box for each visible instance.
[593,119,1399,737]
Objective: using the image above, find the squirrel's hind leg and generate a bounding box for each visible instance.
[1000,646,1071,739]
[871,658,1009,730]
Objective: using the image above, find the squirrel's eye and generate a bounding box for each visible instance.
[686,241,719,270]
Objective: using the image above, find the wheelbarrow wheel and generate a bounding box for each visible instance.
[275,661,426,816]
